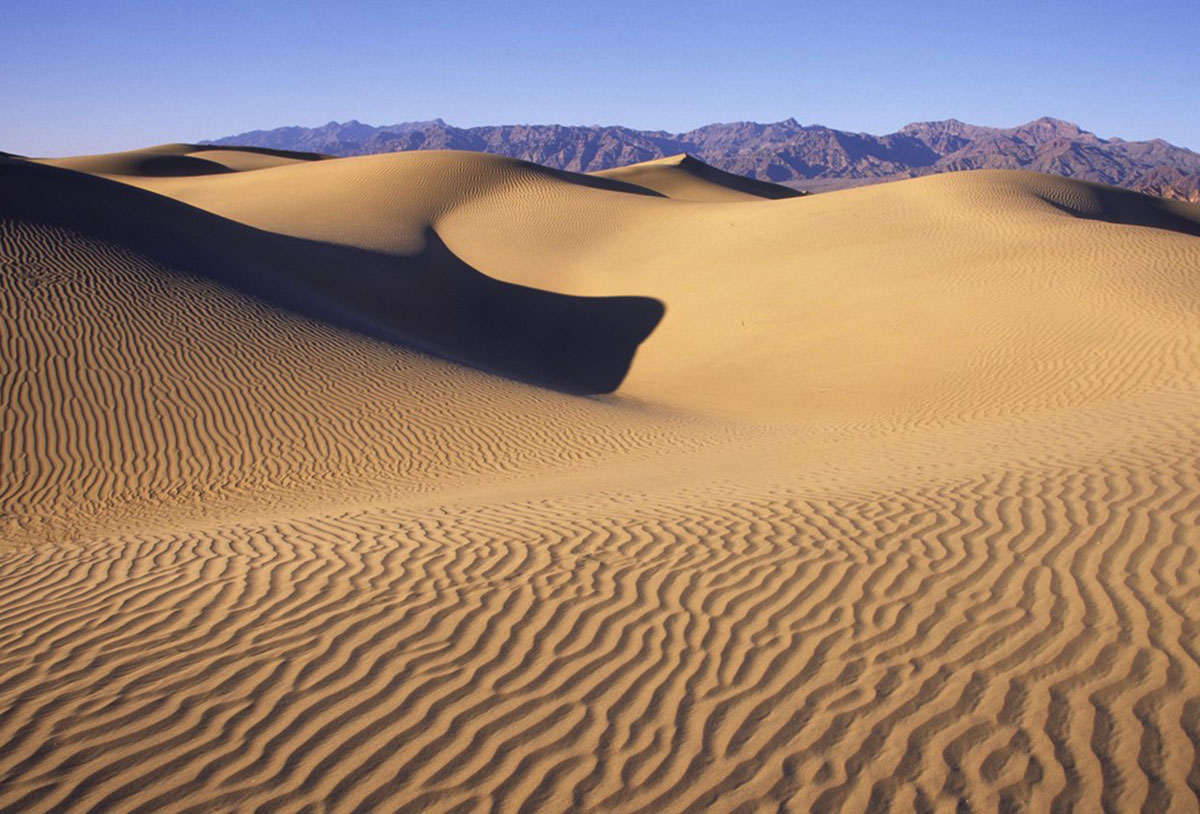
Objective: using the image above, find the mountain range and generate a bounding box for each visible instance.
[207,117,1200,201]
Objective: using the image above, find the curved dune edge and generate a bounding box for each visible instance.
[3,158,664,395]
[33,142,330,176]
[3,147,1200,812]
[591,153,806,202]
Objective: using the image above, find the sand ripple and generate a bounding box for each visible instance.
[3,149,1200,811]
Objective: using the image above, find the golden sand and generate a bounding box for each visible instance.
[2,145,1199,812]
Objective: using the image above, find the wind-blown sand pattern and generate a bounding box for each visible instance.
[2,145,1199,812]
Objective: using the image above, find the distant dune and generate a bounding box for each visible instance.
[592,153,805,202]
[2,143,1200,813]
[37,142,329,176]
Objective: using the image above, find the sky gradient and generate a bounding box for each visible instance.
[3,0,1198,156]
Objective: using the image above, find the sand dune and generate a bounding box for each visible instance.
[591,153,805,201]
[114,150,1200,422]
[2,146,1200,813]
[34,142,327,176]
[4,159,663,394]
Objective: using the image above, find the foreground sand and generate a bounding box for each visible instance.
[2,145,1199,812]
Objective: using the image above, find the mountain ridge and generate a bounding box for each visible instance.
[206,116,1200,201]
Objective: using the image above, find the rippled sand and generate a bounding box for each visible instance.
[2,145,1199,813]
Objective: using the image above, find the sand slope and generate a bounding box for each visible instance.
[2,148,1200,813]
[591,153,805,201]
[34,142,328,176]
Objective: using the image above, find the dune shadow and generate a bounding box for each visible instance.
[119,154,238,177]
[1037,183,1200,238]
[0,157,664,394]
[191,143,331,162]
[222,227,666,394]
[41,153,239,177]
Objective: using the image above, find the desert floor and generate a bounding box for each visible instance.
[2,145,1199,813]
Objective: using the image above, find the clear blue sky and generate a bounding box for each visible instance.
[3,0,1197,156]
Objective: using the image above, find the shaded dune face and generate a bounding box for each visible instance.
[592,153,805,202]
[392,228,665,393]
[34,143,330,177]
[53,152,240,177]
[1027,177,1200,238]
[0,159,663,394]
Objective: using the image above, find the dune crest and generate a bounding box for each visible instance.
[592,153,806,201]
[3,147,1200,813]
[33,142,329,176]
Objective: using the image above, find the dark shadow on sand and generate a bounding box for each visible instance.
[1036,182,1200,239]
[0,157,664,394]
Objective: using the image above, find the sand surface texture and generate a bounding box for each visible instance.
[2,145,1200,813]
